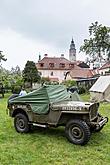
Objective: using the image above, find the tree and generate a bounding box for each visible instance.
[0,51,7,72]
[62,80,77,87]
[0,66,23,93]
[22,61,41,88]
[80,21,110,62]
[0,51,7,63]
[11,65,21,76]
[10,65,23,87]
[41,77,50,85]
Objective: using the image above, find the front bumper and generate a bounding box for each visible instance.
[96,117,108,130]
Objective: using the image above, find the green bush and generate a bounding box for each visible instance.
[12,85,21,94]
[78,86,86,94]
[62,80,77,87]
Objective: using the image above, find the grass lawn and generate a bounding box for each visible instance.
[0,93,110,165]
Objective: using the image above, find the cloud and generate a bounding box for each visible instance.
[0,29,58,70]
[0,0,110,69]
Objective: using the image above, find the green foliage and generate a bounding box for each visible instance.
[0,94,110,164]
[23,61,41,87]
[41,77,59,85]
[41,77,50,85]
[0,66,23,91]
[0,82,5,97]
[11,85,21,94]
[80,21,110,61]
[62,80,77,87]
[15,76,24,87]
[78,86,86,94]
[0,51,7,63]
[11,65,21,76]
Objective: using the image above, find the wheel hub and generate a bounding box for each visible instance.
[17,118,25,129]
[71,126,83,139]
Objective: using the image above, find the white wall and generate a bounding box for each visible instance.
[39,69,69,82]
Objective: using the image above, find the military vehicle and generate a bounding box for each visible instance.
[7,85,108,145]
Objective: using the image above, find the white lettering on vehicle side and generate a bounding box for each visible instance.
[17,105,27,109]
[62,106,82,111]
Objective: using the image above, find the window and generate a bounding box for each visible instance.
[60,63,65,68]
[69,64,74,68]
[39,72,42,76]
[49,63,54,67]
[40,63,44,67]
[51,72,53,76]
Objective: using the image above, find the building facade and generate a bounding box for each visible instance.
[36,54,76,82]
[36,38,90,83]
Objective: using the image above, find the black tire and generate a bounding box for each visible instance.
[14,113,30,133]
[65,119,91,145]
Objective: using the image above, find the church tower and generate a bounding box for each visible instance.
[69,38,76,61]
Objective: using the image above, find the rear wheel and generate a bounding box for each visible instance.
[14,113,30,133]
[65,119,91,145]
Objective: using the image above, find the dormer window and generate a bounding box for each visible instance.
[49,63,54,67]
[69,63,74,68]
[40,63,44,67]
[60,63,65,68]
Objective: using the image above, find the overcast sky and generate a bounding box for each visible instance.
[0,0,110,70]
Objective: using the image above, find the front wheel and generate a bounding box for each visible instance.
[65,120,91,145]
[14,113,30,133]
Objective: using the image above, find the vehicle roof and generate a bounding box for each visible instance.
[9,85,71,114]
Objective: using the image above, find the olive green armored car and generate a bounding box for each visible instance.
[7,85,108,145]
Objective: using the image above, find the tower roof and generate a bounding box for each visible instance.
[70,37,75,48]
[71,37,74,43]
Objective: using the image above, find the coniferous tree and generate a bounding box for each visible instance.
[23,61,41,88]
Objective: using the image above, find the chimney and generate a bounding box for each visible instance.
[44,54,48,57]
[61,54,64,58]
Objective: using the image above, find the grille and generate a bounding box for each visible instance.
[89,104,98,121]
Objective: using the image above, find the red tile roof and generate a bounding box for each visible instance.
[36,56,80,70]
[99,61,110,70]
[70,68,94,79]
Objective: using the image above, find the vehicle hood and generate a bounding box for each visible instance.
[51,101,98,111]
